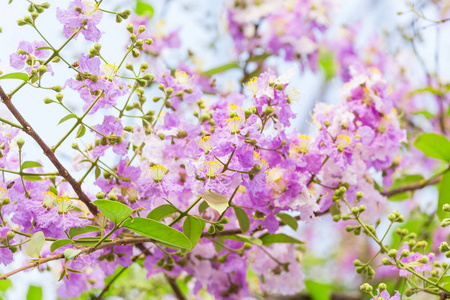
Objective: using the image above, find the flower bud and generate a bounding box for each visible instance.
[388,249,397,258]
[400,249,410,257]
[71,143,79,150]
[176,131,188,139]
[324,120,331,127]
[17,139,25,149]
[6,231,15,240]
[158,133,165,140]
[96,192,105,199]
[115,14,123,23]
[440,242,450,253]
[166,87,173,96]
[444,204,450,212]
[37,65,47,75]
[265,106,274,114]
[382,258,393,265]
[356,191,363,200]
[2,197,10,205]
[207,225,215,234]
[43,97,53,104]
[144,38,153,45]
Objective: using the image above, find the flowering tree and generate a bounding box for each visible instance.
[0,0,449,299]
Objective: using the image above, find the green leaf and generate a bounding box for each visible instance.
[35,46,53,51]
[26,231,45,257]
[222,234,262,245]
[0,279,12,291]
[233,206,249,233]
[304,280,331,300]
[414,133,450,162]
[95,167,101,179]
[64,248,81,261]
[438,171,450,221]
[387,174,425,202]
[248,53,271,62]
[76,124,86,138]
[409,86,445,98]
[412,110,434,119]
[122,217,192,250]
[0,72,29,82]
[259,233,305,246]
[69,225,101,238]
[21,161,43,169]
[26,285,43,300]
[183,216,204,249]
[93,200,133,224]
[319,50,336,81]
[276,213,298,231]
[23,175,42,181]
[73,236,110,246]
[50,239,74,253]
[198,200,209,214]
[202,62,240,77]
[58,114,77,125]
[135,0,154,18]
[147,204,180,221]
[49,186,58,195]
[200,190,229,214]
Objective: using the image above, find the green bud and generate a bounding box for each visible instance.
[71,143,79,150]
[215,223,225,231]
[24,15,33,24]
[36,5,45,13]
[401,249,410,257]
[175,91,184,97]
[96,192,105,199]
[356,191,364,200]
[144,38,153,45]
[158,84,165,91]
[136,78,146,87]
[157,133,165,140]
[0,237,6,245]
[56,93,64,102]
[41,2,50,9]
[351,207,359,215]
[157,257,165,267]
[17,139,25,149]
[207,225,215,234]
[6,231,15,240]
[166,255,174,265]
[219,217,229,224]
[176,131,188,139]
[125,62,134,71]
[132,49,140,58]
[115,14,123,23]
[43,97,53,104]
[440,242,450,253]
[274,84,284,91]
[332,214,340,222]
[324,120,331,127]
[2,197,10,205]
[140,62,148,70]
[378,283,387,292]
[265,106,274,114]
[166,87,173,96]
[388,249,397,258]
[17,19,27,26]
[52,85,62,92]
[135,39,144,48]
[153,96,162,103]
[37,65,47,75]
[353,259,363,266]
[382,258,393,265]
[123,125,134,133]
[143,73,155,81]
[31,12,39,20]
[444,204,450,212]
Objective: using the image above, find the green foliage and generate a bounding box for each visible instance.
[93,200,133,224]
[234,206,250,233]
[122,217,192,250]
[318,50,336,80]
[21,161,43,169]
[26,286,43,300]
[414,133,450,162]
[76,124,86,138]
[183,216,204,249]
[0,72,29,81]
[64,248,81,261]
[147,204,180,221]
[202,62,240,77]
[135,0,154,18]
[438,171,450,221]
[58,114,77,125]
[259,233,305,246]
[200,190,229,214]
[387,174,424,201]
[304,280,332,300]
[50,239,74,253]
[276,213,298,231]
[69,225,101,238]
[26,231,45,257]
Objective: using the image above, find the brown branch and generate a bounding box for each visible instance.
[165,274,187,300]
[382,176,441,197]
[0,85,98,216]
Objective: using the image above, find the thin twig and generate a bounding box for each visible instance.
[0,85,98,216]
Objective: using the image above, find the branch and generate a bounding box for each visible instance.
[0,85,98,216]
[165,274,187,300]
[382,176,441,197]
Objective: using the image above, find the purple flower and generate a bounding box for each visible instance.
[92,116,128,157]
[65,55,128,114]
[56,0,103,42]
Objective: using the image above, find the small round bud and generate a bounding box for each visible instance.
[140,62,148,70]
[43,97,53,104]
[2,197,10,205]
[125,62,134,71]
[324,120,331,127]
[265,106,274,114]
[359,205,366,212]
[71,143,79,150]
[215,224,225,231]
[378,283,387,292]
[138,25,146,34]
[17,139,25,149]
[388,249,397,258]
[381,258,393,265]
[332,215,341,222]
[207,225,215,234]
[176,131,188,139]
[96,192,105,199]
[274,84,284,91]
[356,191,364,200]
[56,93,64,102]
[401,249,410,257]
[157,133,165,140]
[123,125,134,133]
[6,231,15,240]
[418,256,429,264]
[353,259,363,267]
[115,14,123,23]
[166,87,173,96]
[444,204,450,212]
[153,96,162,103]
[339,186,347,194]
[37,65,47,75]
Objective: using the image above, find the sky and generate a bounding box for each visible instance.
[0,0,448,298]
